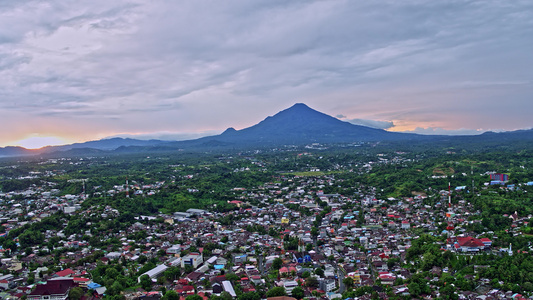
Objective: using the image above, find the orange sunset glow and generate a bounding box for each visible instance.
[13,136,68,149]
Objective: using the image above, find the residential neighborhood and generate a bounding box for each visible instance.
[0,151,532,300]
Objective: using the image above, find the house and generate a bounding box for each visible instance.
[0,279,8,290]
[233,254,247,264]
[73,277,91,288]
[293,252,312,264]
[378,272,396,285]
[266,297,297,300]
[401,220,410,229]
[105,252,122,260]
[54,268,76,278]
[212,282,223,294]
[480,238,492,248]
[166,245,181,255]
[283,280,299,293]
[28,278,77,300]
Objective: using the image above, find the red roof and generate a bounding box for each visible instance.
[55,268,75,277]
[457,237,485,248]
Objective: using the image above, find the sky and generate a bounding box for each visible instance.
[1,0,532,148]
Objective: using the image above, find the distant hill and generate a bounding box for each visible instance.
[1,104,532,157]
[0,138,167,158]
[40,137,167,152]
[0,146,38,157]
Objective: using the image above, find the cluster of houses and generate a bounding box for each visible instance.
[0,156,530,300]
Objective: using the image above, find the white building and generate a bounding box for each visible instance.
[222,281,236,297]
[138,264,168,283]
[181,253,203,269]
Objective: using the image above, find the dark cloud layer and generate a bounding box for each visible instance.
[1,0,532,145]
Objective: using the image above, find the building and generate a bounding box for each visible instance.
[222,281,236,297]
[480,238,492,248]
[401,220,410,229]
[283,280,299,293]
[54,268,75,278]
[181,253,203,269]
[490,173,509,182]
[28,278,77,300]
[293,252,312,264]
[319,279,336,292]
[455,237,485,252]
[138,264,169,283]
[166,245,181,255]
[186,208,209,216]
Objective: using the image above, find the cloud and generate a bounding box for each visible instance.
[401,127,487,136]
[0,1,533,145]
[345,118,395,130]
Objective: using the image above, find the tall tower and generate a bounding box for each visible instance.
[448,182,451,208]
[126,176,130,198]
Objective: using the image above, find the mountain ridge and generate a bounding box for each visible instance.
[1,103,532,157]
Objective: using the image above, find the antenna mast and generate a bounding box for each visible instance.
[448,182,451,208]
[126,176,130,198]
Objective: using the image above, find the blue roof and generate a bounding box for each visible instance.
[214,265,224,270]
[88,283,101,289]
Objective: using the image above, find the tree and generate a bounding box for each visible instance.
[106,267,120,279]
[27,273,35,285]
[140,275,152,291]
[162,290,180,300]
[237,292,261,300]
[291,287,304,300]
[272,257,283,270]
[68,287,84,300]
[225,273,240,282]
[305,276,319,288]
[343,277,354,290]
[301,271,310,278]
[108,281,124,296]
[164,266,181,281]
[266,287,286,297]
[185,295,203,300]
[138,255,148,264]
[408,282,420,297]
[314,268,324,277]
[220,292,233,300]
[311,227,319,237]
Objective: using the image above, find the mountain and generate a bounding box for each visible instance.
[1,103,532,157]
[167,103,426,147]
